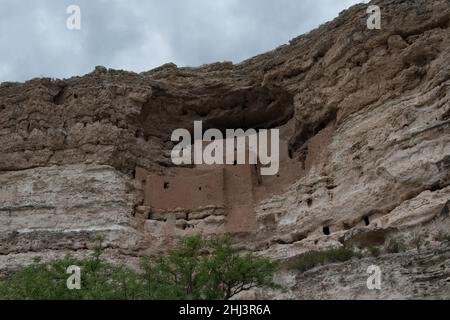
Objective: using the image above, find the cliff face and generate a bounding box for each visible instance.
[1,0,450,299]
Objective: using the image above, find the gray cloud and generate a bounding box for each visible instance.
[0,0,363,82]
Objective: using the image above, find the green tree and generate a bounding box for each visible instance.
[0,236,278,300]
[201,237,278,300]
[140,236,278,300]
[0,238,144,300]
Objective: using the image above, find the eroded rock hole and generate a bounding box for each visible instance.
[429,182,442,192]
[288,149,293,159]
[323,226,330,236]
[53,86,66,105]
[164,182,170,189]
[363,216,370,226]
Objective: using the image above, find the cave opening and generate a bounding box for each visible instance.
[138,83,297,173]
[192,86,295,136]
[323,226,330,236]
[363,216,370,226]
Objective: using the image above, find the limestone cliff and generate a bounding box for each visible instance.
[1,0,449,299]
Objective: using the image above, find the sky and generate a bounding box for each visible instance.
[0,0,365,83]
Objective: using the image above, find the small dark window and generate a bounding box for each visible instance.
[198,186,202,191]
[323,226,330,236]
[363,216,370,226]
[135,130,144,138]
[164,182,170,189]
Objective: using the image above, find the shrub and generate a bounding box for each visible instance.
[292,247,360,273]
[368,246,381,257]
[0,240,144,300]
[0,236,278,300]
[386,238,407,254]
[140,236,278,300]
[411,233,424,252]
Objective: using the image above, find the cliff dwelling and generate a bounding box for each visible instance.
[135,118,336,237]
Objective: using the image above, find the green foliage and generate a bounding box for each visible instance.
[386,238,407,254]
[140,236,278,300]
[291,247,360,272]
[0,236,278,300]
[0,238,144,300]
[368,246,381,257]
[411,233,423,252]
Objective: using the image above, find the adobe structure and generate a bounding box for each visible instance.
[134,119,335,237]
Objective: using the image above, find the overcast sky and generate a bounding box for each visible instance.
[0,0,365,83]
